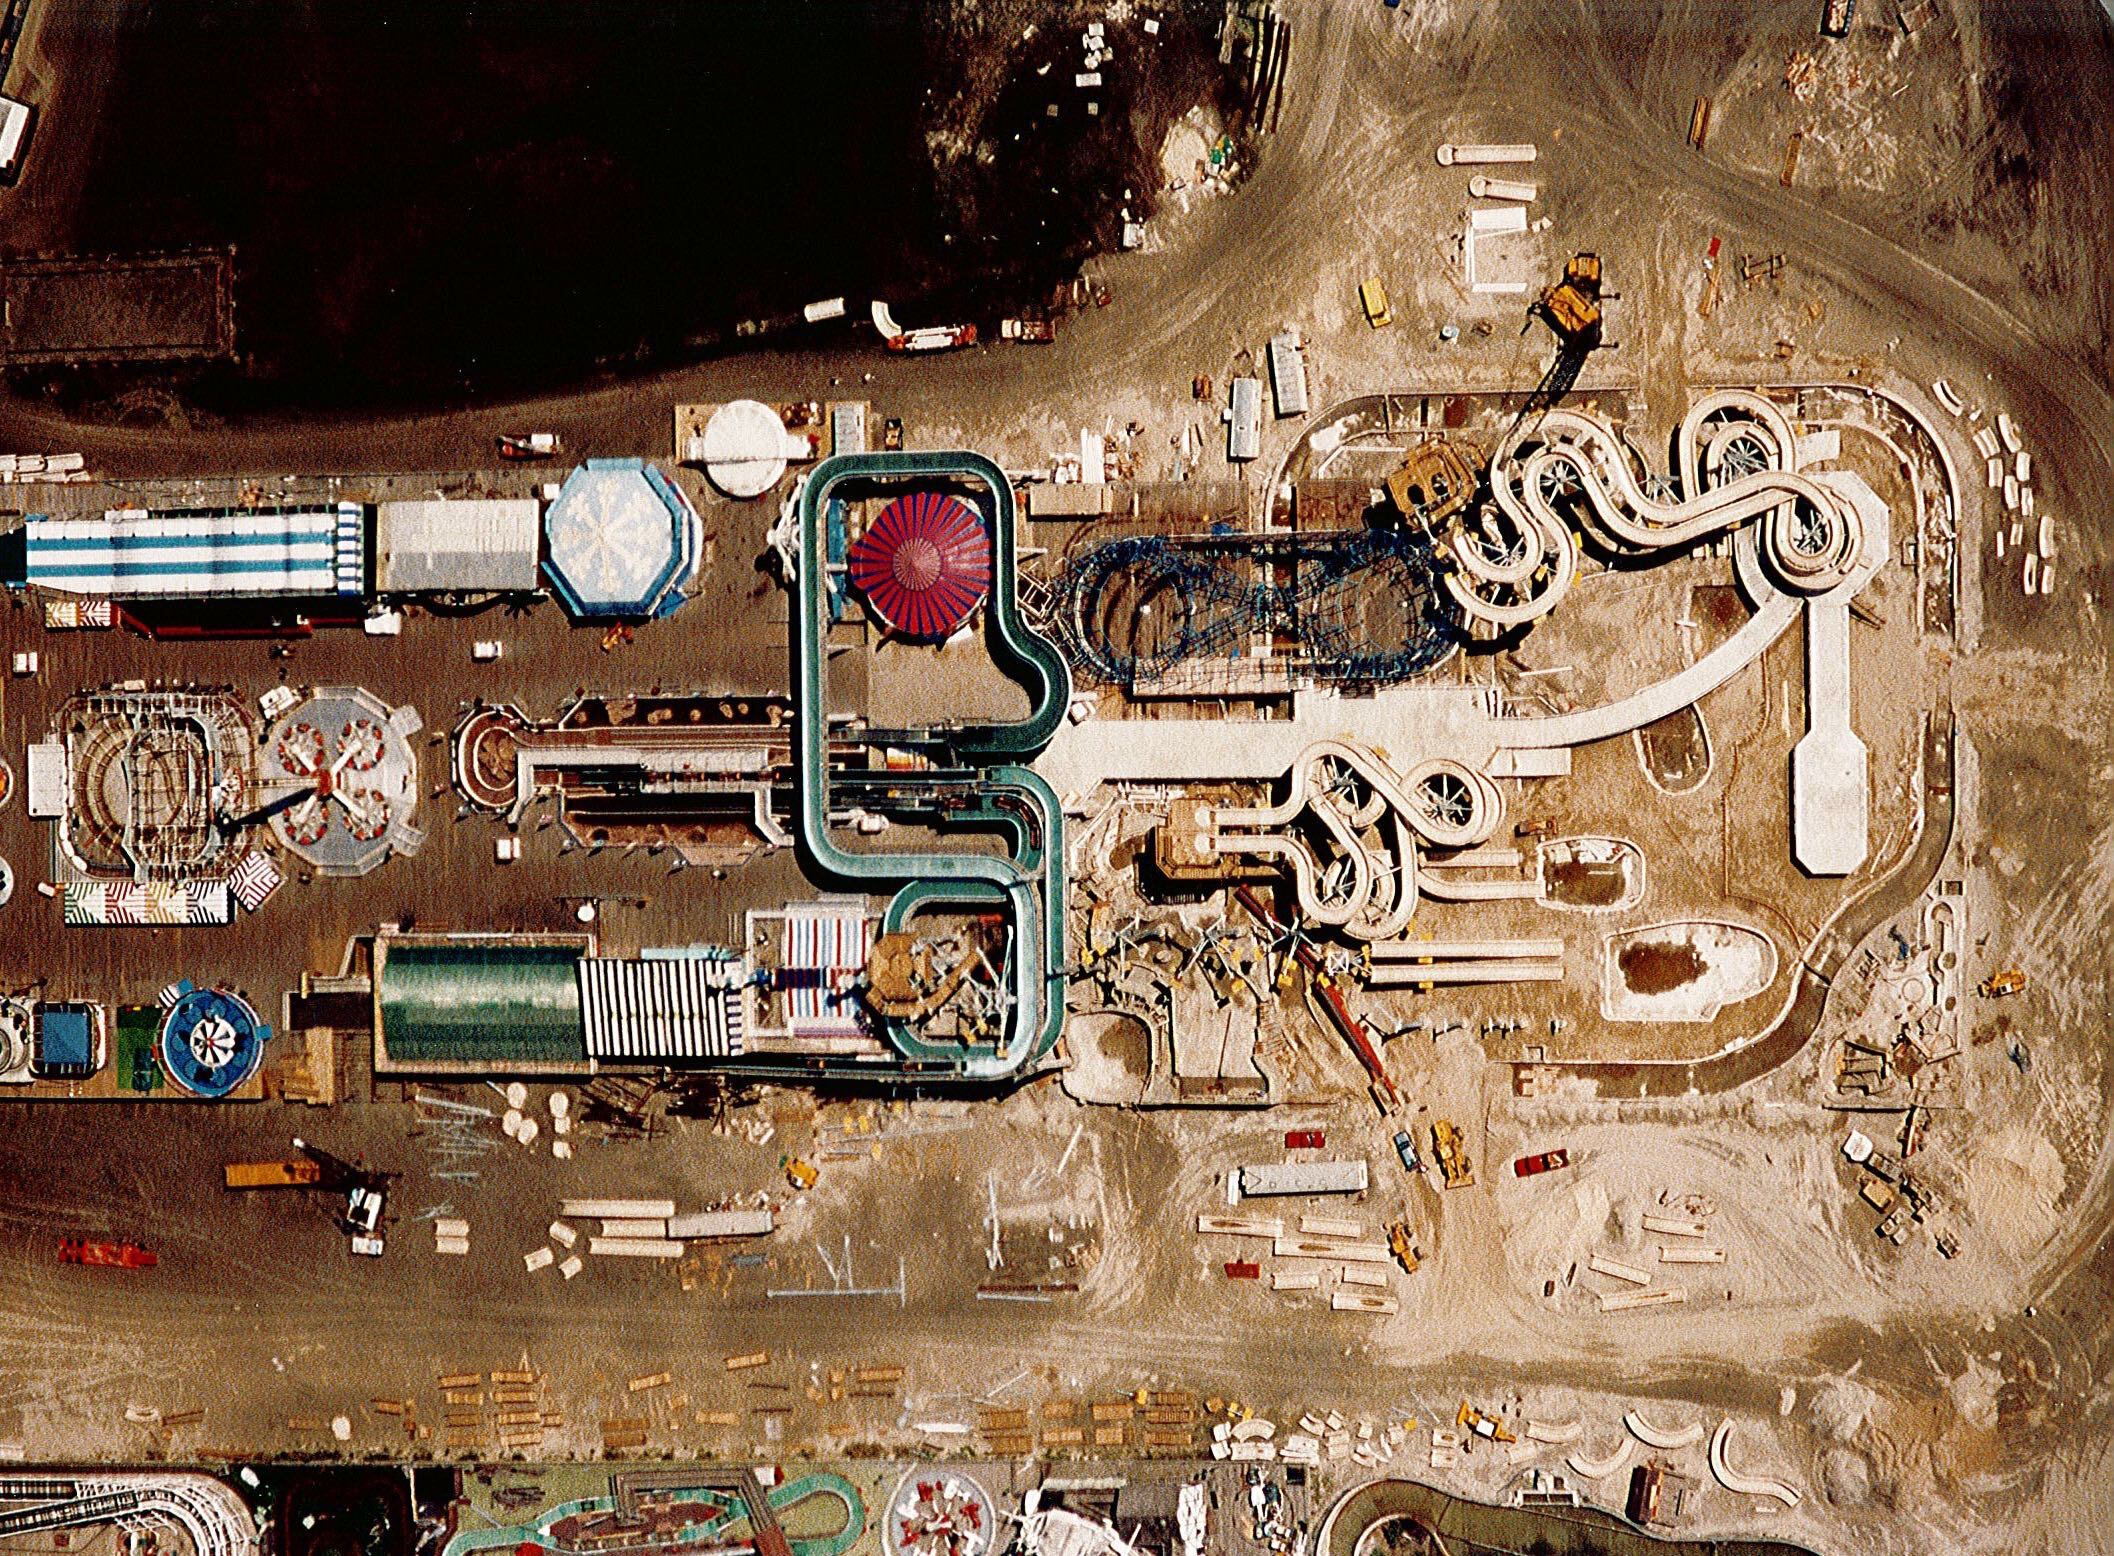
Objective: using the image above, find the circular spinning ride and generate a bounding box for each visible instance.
[258,688,420,876]
[160,985,268,1098]
[884,1471,994,1556]
[849,491,992,640]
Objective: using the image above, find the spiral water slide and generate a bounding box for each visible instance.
[1199,739,1503,940]
[0,1475,256,1556]
[1447,391,1863,629]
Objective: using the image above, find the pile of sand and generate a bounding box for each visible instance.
[1960,1124,2066,1260]
[1503,1174,1613,1279]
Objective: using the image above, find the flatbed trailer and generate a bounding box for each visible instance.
[224,1160,325,1189]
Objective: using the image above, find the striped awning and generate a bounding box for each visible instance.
[780,909,873,1035]
[227,851,283,912]
[578,956,745,1061]
[63,881,233,926]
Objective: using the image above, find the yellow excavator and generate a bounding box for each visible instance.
[1456,1400,1517,1443]
[1531,252,1606,346]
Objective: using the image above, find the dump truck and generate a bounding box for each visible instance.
[1359,277,1392,329]
[1431,1120,1474,1189]
[224,1160,325,1189]
[1977,969,2028,998]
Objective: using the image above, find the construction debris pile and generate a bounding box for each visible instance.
[1784,51,1820,101]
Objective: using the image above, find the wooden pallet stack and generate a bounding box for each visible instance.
[438,1370,559,1454]
[976,1406,1032,1457]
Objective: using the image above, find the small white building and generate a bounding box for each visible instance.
[0,95,33,182]
[1228,377,1263,462]
[1268,328,1309,418]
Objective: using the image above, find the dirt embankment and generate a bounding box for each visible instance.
[908,0,1240,315]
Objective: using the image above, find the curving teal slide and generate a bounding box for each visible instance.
[795,451,1071,1081]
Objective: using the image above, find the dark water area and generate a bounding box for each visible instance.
[67,0,1226,414]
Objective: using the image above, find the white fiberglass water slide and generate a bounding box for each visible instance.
[1445,389,1864,630]
[1198,739,1503,940]
[1567,1436,1633,1480]
[1624,1409,1708,1450]
[1709,1419,1802,1507]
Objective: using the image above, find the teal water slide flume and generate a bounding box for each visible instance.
[795,451,1071,1082]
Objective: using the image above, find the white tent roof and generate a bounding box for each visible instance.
[698,399,788,499]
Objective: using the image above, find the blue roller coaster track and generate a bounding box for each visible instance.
[1044,526,1460,690]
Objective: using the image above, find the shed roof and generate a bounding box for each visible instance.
[579,954,744,1061]
[23,503,365,598]
[0,97,31,169]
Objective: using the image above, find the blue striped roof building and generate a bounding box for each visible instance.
[23,502,366,599]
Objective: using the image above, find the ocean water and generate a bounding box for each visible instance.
[69,0,1222,410]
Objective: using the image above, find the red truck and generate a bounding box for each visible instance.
[59,1239,157,1268]
[1512,1149,1571,1178]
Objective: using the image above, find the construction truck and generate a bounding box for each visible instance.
[1530,253,1606,346]
[1456,1401,1516,1443]
[1431,1119,1475,1189]
[1977,969,2028,998]
[1387,1220,1421,1274]
[223,1160,325,1189]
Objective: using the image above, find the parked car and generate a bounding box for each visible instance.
[1285,1128,1325,1149]
[1000,317,1057,344]
[1512,1148,1571,1178]
[1393,1130,1423,1173]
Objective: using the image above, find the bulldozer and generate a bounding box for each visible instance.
[1431,1119,1475,1189]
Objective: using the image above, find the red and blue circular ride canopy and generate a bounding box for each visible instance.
[848,491,991,639]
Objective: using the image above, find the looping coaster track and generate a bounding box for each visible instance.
[1043,526,1459,691]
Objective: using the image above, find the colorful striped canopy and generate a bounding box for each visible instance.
[848,490,991,639]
